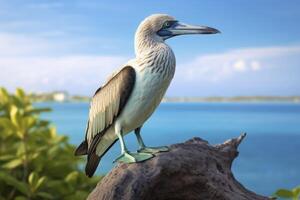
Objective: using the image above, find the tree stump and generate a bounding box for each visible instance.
[88,134,271,200]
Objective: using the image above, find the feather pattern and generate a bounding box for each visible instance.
[86,66,136,148]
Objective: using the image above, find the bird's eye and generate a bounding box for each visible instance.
[163,21,171,28]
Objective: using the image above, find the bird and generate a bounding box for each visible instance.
[75,14,220,177]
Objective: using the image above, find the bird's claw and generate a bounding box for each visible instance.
[113,151,154,163]
[138,146,169,154]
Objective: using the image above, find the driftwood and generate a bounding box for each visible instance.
[88,134,271,200]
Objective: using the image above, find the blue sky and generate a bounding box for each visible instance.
[0,0,300,96]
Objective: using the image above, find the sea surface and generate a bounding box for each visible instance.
[38,102,300,196]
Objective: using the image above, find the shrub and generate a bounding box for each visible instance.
[273,186,300,200]
[0,88,100,200]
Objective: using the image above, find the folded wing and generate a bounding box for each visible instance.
[74,66,136,177]
[87,66,135,151]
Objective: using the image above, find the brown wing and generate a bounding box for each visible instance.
[75,66,135,153]
[75,66,136,177]
[87,66,135,147]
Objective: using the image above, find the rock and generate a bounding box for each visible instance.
[88,134,271,200]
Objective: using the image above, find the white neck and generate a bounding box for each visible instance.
[134,29,165,56]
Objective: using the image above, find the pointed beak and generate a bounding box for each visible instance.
[169,22,221,36]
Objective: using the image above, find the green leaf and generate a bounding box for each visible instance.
[24,116,36,129]
[0,172,29,196]
[35,176,46,190]
[65,171,79,184]
[15,88,25,100]
[275,189,294,198]
[16,143,25,157]
[37,192,54,199]
[0,88,9,105]
[28,172,46,192]
[64,190,89,200]
[28,172,38,187]
[49,127,57,138]
[48,145,60,155]
[37,120,49,127]
[0,154,15,161]
[0,117,15,130]
[10,106,24,136]
[14,196,27,200]
[10,106,19,125]
[3,158,23,169]
[14,88,31,108]
[292,186,300,197]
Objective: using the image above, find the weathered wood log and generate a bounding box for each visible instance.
[88,134,271,200]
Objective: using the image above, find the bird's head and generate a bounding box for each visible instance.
[135,14,220,43]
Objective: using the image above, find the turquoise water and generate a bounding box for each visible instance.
[38,102,300,196]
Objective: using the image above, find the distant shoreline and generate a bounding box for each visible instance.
[162,96,300,103]
[31,92,300,103]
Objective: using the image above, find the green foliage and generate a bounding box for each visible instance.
[0,88,101,200]
[273,186,300,200]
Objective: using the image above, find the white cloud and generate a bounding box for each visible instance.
[177,45,300,82]
[0,55,128,94]
[0,32,128,95]
[250,61,261,71]
[0,33,52,56]
[233,60,247,72]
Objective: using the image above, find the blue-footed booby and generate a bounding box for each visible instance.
[75,14,220,177]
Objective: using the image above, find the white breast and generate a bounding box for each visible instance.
[116,45,176,134]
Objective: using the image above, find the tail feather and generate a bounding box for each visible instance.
[74,140,88,156]
[85,152,101,177]
[82,128,118,177]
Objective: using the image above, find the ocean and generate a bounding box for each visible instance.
[38,102,300,196]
